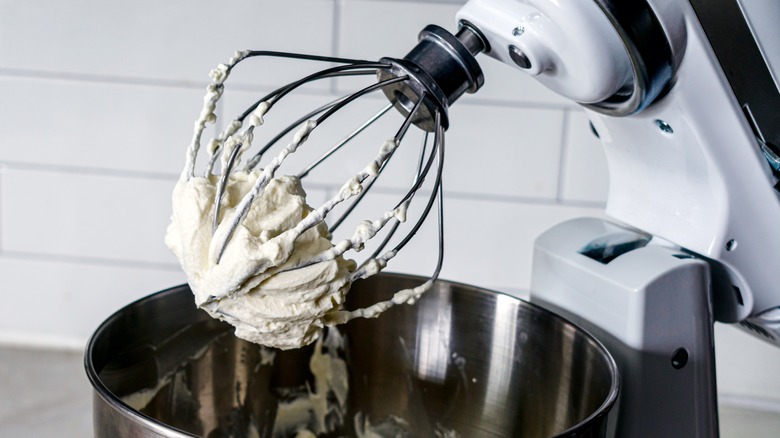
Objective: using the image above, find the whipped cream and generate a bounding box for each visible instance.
[166,172,356,350]
[166,51,436,350]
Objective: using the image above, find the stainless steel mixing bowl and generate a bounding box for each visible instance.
[85,273,618,437]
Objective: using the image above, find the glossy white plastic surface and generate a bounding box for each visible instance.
[463,0,780,341]
[456,0,632,103]
[586,2,780,328]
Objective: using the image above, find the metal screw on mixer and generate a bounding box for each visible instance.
[508,27,531,69]
[655,119,674,134]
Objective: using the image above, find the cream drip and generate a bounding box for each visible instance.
[272,329,349,436]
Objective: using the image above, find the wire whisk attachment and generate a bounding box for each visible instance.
[165,24,486,349]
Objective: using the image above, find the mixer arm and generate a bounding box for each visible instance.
[456,0,780,346]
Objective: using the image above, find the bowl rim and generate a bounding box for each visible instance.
[84,272,619,437]
[84,282,198,437]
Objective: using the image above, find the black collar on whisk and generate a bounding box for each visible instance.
[378,23,487,132]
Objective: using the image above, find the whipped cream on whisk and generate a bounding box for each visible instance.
[165,173,356,350]
[165,51,435,350]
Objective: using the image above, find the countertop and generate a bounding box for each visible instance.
[2,345,779,437]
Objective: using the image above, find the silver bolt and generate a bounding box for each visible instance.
[513,26,525,37]
[655,119,674,134]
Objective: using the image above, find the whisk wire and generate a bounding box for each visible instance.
[297,103,394,179]
[243,50,375,66]
[205,65,388,175]
[270,92,432,274]
[327,93,427,234]
[246,74,405,171]
[365,131,430,262]
[390,110,444,254]
[264,63,390,114]
[347,109,444,282]
[185,51,384,181]
[212,134,250,234]
[212,75,411,264]
[239,68,379,123]
[177,21,490,334]
[246,96,349,172]
[430,117,446,283]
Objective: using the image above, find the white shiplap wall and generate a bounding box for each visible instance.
[1,0,779,406]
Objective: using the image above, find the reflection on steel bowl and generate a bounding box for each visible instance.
[85,273,618,437]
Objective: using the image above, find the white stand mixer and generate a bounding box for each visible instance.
[455,0,780,436]
[148,0,780,435]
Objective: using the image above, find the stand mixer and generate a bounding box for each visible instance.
[450,0,780,436]
[88,0,780,436]
[295,0,776,435]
